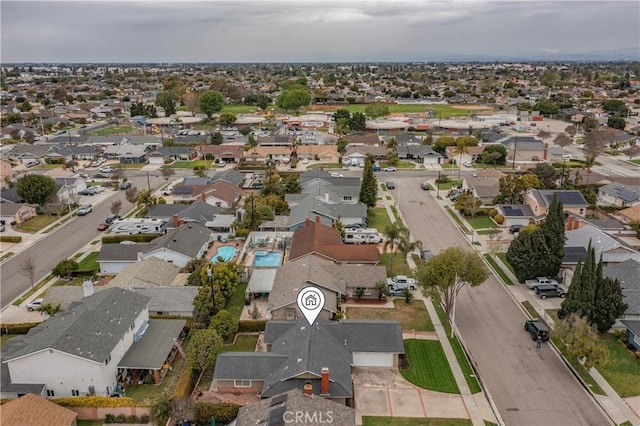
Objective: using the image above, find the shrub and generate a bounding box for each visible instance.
[238,320,267,332]
[173,364,195,399]
[435,175,451,184]
[488,208,498,218]
[102,234,160,244]
[209,310,239,339]
[235,228,250,238]
[494,214,505,225]
[196,403,241,424]
[0,236,22,243]
[53,396,138,407]
[1,322,40,335]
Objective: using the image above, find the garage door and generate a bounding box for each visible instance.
[352,352,393,367]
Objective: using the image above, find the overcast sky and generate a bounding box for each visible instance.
[1,1,639,63]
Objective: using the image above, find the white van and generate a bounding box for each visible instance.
[351,158,359,167]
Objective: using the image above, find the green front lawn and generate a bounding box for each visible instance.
[436,180,463,190]
[78,251,100,272]
[483,254,514,285]
[466,217,497,229]
[380,252,412,277]
[306,163,342,169]
[221,334,258,352]
[597,333,640,397]
[222,104,260,114]
[401,339,460,393]
[16,215,58,233]
[94,126,133,136]
[347,299,434,332]
[631,159,640,165]
[363,417,472,426]
[169,160,208,169]
[496,253,516,276]
[367,207,392,233]
[226,282,248,321]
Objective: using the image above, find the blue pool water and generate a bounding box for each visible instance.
[253,251,283,267]
[211,245,237,263]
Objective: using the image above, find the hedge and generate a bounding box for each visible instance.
[53,396,138,408]
[1,322,40,335]
[105,414,150,424]
[196,402,240,424]
[173,363,195,399]
[494,214,505,225]
[0,236,22,243]
[238,320,267,332]
[102,234,160,244]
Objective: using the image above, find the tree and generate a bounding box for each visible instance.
[506,228,552,282]
[275,88,311,113]
[592,276,627,333]
[452,139,470,181]
[209,309,239,340]
[193,165,207,177]
[454,193,483,217]
[151,395,173,426]
[348,112,366,132]
[416,247,488,321]
[537,129,552,142]
[16,174,57,206]
[397,235,422,274]
[186,328,223,371]
[555,313,608,370]
[199,90,225,119]
[52,259,79,280]
[281,174,301,194]
[358,157,378,207]
[383,222,408,275]
[531,163,558,189]
[623,145,640,160]
[601,99,628,116]
[219,112,237,127]
[211,132,224,145]
[155,91,178,116]
[110,199,122,216]
[481,144,507,165]
[125,186,139,204]
[607,116,626,131]
[375,280,388,300]
[493,173,540,204]
[364,104,389,118]
[554,133,573,148]
[540,195,565,277]
[334,108,350,122]
[200,261,240,307]
[161,166,174,180]
[18,255,37,288]
[432,136,456,154]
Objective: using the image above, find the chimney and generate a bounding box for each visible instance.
[566,215,573,231]
[315,214,320,224]
[173,214,179,228]
[303,381,313,396]
[321,367,329,395]
[201,192,206,202]
[82,280,94,298]
[305,217,310,227]
[573,218,580,230]
[325,192,329,202]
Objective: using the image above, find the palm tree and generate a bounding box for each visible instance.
[383,222,408,275]
[452,140,470,182]
[398,235,423,274]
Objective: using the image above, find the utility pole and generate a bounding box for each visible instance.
[511,131,518,170]
[436,170,441,198]
[146,171,151,193]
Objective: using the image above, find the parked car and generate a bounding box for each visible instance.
[78,173,89,178]
[421,181,430,190]
[120,181,131,190]
[536,284,566,299]
[345,223,366,229]
[463,161,473,167]
[386,181,395,190]
[330,172,344,178]
[97,223,109,231]
[78,189,93,196]
[77,204,92,216]
[524,320,549,341]
[105,214,121,224]
[90,161,101,167]
[509,224,524,234]
[383,166,396,172]
[98,166,116,173]
[26,298,44,311]
[94,173,109,179]
[372,165,381,172]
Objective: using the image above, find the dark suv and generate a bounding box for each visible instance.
[536,284,566,299]
[524,320,549,341]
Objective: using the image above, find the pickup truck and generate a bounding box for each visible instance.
[387,275,416,291]
[524,277,558,291]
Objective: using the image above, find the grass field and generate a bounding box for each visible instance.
[94,126,133,136]
[380,252,412,277]
[169,160,208,169]
[16,215,58,233]
[226,282,248,321]
[496,253,516,276]
[436,180,463,190]
[347,299,434,332]
[221,334,258,352]
[363,417,472,426]
[78,251,100,272]
[466,217,497,229]
[367,207,392,233]
[340,104,492,117]
[483,254,514,285]
[597,333,640,397]
[401,339,460,393]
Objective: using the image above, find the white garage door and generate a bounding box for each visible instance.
[352,352,393,367]
[148,157,164,165]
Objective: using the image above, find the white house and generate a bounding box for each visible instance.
[1,288,150,399]
[139,222,213,268]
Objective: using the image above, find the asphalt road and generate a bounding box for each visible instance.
[395,177,611,426]
[0,174,164,308]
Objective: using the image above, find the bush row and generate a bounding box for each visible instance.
[173,363,195,399]
[195,402,241,424]
[53,396,137,408]
[0,236,22,243]
[104,414,150,424]
[238,320,267,332]
[102,234,160,244]
[1,322,40,335]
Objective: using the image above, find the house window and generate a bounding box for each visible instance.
[46,389,55,397]
[343,196,352,201]
[71,389,80,396]
[579,208,584,215]
[234,380,251,387]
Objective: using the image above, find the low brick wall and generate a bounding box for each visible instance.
[67,406,151,420]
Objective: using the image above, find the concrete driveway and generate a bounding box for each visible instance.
[353,367,491,421]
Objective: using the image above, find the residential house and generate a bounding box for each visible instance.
[244,145,293,164]
[0,393,78,425]
[564,222,639,266]
[231,388,356,426]
[287,218,379,264]
[212,169,246,187]
[617,204,640,224]
[462,168,507,205]
[396,145,443,165]
[1,159,13,186]
[1,288,151,398]
[97,243,155,275]
[213,319,404,402]
[444,145,484,165]
[524,189,589,220]
[0,187,24,203]
[147,146,194,165]
[257,135,295,147]
[494,204,535,228]
[267,255,387,320]
[0,202,37,225]
[171,178,242,208]
[106,257,185,288]
[342,146,389,165]
[131,287,198,317]
[502,136,546,166]
[343,134,381,148]
[286,196,367,231]
[147,201,223,227]
[597,182,640,208]
[199,144,244,165]
[296,144,340,164]
[103,144,150,164]
[139,222,213,268]
[604,259,640,322]
[54,177,87,203]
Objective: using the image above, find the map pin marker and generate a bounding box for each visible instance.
[297,286,325,326]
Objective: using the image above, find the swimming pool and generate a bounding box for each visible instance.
[211,245,237,263]
[253,251,283,267]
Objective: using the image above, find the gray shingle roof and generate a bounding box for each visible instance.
[3,288,149,363]
[98,243,155,262]
[107,257,182,288]
[132,287,198,314]
[146,222,211,258]
[604,259,640,316]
